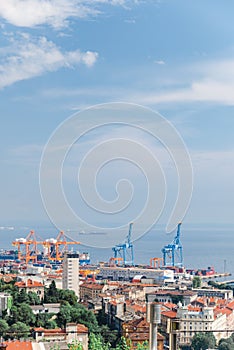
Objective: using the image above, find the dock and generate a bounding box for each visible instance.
[200,272,231,280]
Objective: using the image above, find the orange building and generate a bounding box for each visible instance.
[122,317,164,350]
[15,279,44,300]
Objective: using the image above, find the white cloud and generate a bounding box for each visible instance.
[0,34,98,89]
[130,58,234,106]
[39,57,234,107]
[154,60,165,65]
[0,0,131,29]
[138,79,234,106]
[124,19,136,24]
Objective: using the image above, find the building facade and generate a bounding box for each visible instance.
[80,282,104,301]
[62,252,79,299]
[98,266,174,283]
[14,279,44,300]
[0,293,12,316]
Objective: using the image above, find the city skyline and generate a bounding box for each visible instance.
[0,1,234,229]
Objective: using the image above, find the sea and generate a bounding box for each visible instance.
[0,223,233,279]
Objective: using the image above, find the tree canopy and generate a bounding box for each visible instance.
[191,332,216,350]
[218,335,234,350]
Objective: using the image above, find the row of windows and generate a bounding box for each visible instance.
[184,322,208,325]
[184,326,209,331]
[183,314,212,319]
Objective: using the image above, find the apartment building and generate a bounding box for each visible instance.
[62,252,79,299]
[80,282,104,301]
[15,279,44,300]
[0,293,12,316]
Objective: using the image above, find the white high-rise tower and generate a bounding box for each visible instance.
[62,252,79,299]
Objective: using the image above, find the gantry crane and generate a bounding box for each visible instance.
[112,223,134,266]
[161,222,183,267]
[109,257,124,267]
[43,231,80,261]
[150,257,163,268]
[12,230,43,264]
[12,230,80,263]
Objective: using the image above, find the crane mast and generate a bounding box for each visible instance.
[161,222,183,267]
[112,223,134,266]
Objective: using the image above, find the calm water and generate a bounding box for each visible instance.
[0,224,233,277]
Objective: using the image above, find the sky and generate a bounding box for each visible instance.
[0,0,234,240]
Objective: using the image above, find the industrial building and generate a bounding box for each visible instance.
[98,266,174,283]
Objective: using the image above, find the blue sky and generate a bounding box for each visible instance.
[0,0,234,236]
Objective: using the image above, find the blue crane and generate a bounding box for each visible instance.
[162,222,183,267]
[112,223,134,266]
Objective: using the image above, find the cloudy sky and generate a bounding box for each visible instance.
[0,0,234,233]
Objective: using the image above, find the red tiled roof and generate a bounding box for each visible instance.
[163,302,177,310]
[195,297,206,305]
[15,279,44,288]
[227,300,234,310]
[161,310,177,319]
[34,327,65,334]
[34,327,44,331]
[216,299,227,306]
[187,306,201,312]
[34,324,88,335]
[80,283,103,290]
[130,304,146,313]
[155,290,195,296]
[77,324,88,333]
[3,340,32,350]
[214,307,232,317]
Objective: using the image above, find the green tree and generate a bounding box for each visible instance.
[219,337,234,350]
[68,340,83,350]
[219,342,232,350]
[191,332,216,350]
[45,319,57,329]
[192,276,202,288]
[35,312,53,327]
[59,289,78,306]
[99,324,118,346]
[116,336,131,350]
[14,289,30,304]
[136,341,149,349]
[28,291,41,305]
[44,280,59,303]
[9,321,30,339]
[17,303,36,325]
[89,333,107,350]
[57,304,72,327]
[70,304,99,333]
[0,319,9,338]
[9,303,35,326]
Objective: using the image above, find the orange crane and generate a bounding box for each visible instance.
[43,231,80,261]
[12,230,80,264]
[109,257,124,266]
[12,230,43,264]
[150,257,163,268]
